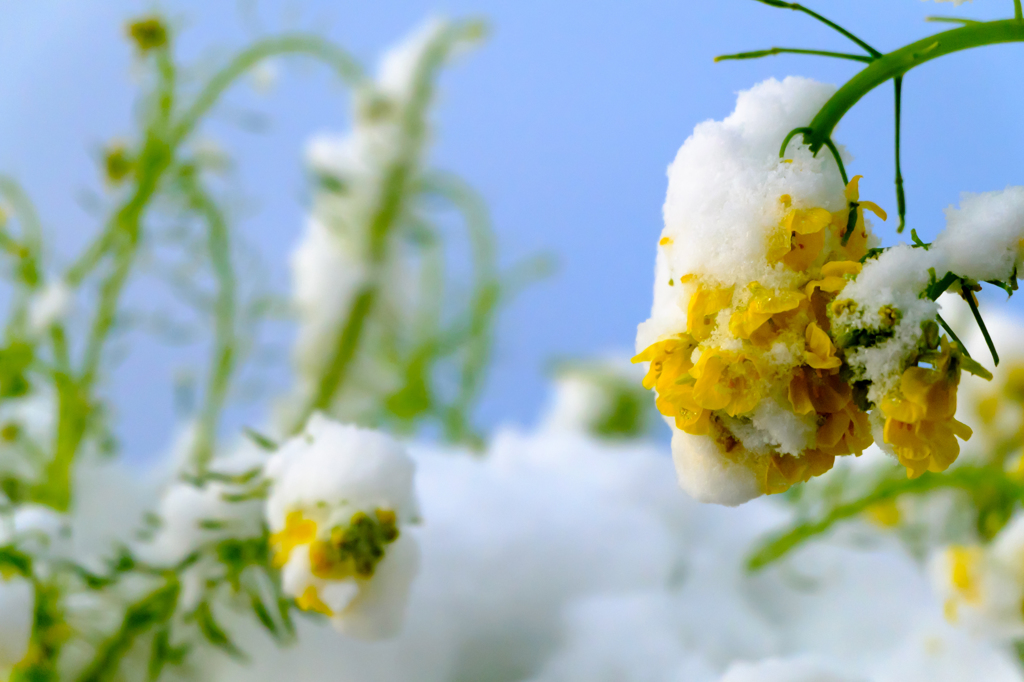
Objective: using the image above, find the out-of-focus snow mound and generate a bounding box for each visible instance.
[208,424,1023,682]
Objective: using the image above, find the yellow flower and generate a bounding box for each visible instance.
[656,383,711,435]
[788,367,851,416]
[690,349,762,417]
[865,499,901,528]
[817,402,873,457]
[942,545,983,622]
[804,260,862,297]
[270,511,318,568]
[880,338,972,477]
[632,336,695,396]
[835,176,886,261]
[883,417,972,478]
[687,285,733,341]
[728,283,805,340]
[764,449,835,495]
[769,205,832,271]
[803,321,841,370]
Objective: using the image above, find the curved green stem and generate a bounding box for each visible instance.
[803,20,1024,153]
[1017,0,1023,22]
[170,35,364,148]
[184,177,237,473]
[290,24,476,432]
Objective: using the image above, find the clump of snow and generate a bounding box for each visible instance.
[659,76,845,289]
[934,187,1024,283]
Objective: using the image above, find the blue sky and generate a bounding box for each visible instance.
[1,0,1022,460]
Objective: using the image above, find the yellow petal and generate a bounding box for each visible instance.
[844,175,863,203]
[859,200,887,221]
[803,322,841,370]
[297,585,334,616]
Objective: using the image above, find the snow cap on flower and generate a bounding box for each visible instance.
[265,414,419,639]
[0,574,33,673]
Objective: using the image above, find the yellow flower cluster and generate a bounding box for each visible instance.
[880,338,973,478]
[635,177,969,494]
[271,508,401,616]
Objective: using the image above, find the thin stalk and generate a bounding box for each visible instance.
[820,136,849,186]
[748,466,1024,570]
[753,1,882,57]
[1017,0,1023,22]
[936,313,970,358]
[803,20,1024,153]
[421,172,500,444]
[0,177,44,271]
[715,47,873,63]
[170,35,364,148]
[894,76,906,233]
[925,17,981,25]
[186,179,237,474]
[964,286,1000,366]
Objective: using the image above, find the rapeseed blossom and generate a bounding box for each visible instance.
[634,77,1024,505]
[264,414,419,638]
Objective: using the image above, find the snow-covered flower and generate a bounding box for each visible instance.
[0,574,33,675]
[930,514,1024,640]
[634,77,1023,505]
[27,280,72,335]
[264,414,419,639]
[634,77,883,505]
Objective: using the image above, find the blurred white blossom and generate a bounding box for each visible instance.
[264,414,420,639]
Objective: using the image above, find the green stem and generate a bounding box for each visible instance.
[421,172,500,445]
[753,1,882,57]
[894,76,906,233]
[936,313,970,358]
[1017,0,1023,22]
[803,20,1024,153]
[0,176,44,279]
[290,25,472,432]
[715,47,873,63]
[169,35,364,148]
[925,17,981,25]
[186,178,237,473]
[747,466,1024,570]
[964,286,1000,366]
